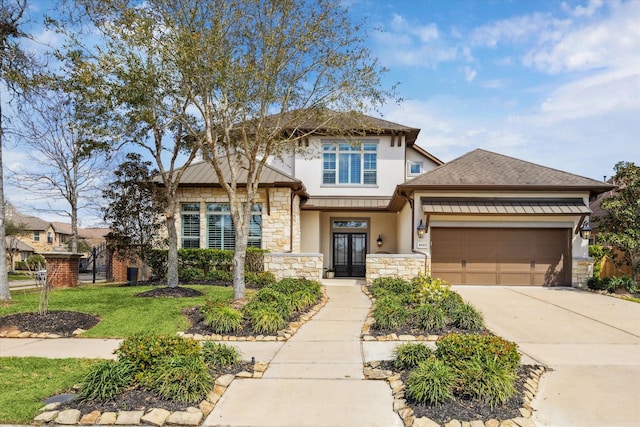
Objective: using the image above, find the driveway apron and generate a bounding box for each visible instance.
[455,286,640,427]
[203,282,403,427]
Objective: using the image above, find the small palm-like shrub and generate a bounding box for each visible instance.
[148,355,214,404]
[405,358,455,405]
[458,353,517,408]
[436,291,464,316]
[451,302,485,331]
[78,360,135,402]
[248,307,287,335]
[244,287,293,319]
[412,304,446,332]
[201,342,241,368]
[202,303,243,334]
[372,295,410,330]
[393,343,433,370]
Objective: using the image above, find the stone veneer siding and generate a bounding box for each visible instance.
[572,257,593,288]
[366,254,427,282]
[176,187,295,252]
[264,253,323,281]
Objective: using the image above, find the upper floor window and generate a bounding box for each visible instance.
[408,161,423,177]
[206,203,262,250]
[47,232,53,244]
[33,231,40,242]
[181,203,201,248]
[322,140,377,185]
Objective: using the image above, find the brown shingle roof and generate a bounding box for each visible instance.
[7,211,50,231]
[265,110,421,145]
[173,160,306,192]
[401,149,615,194]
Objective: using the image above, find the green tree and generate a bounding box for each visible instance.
[69,0,392,300]
[102,153,166,279]
[5,216,27,272]
[158,0,392,301]
[59,0,200,288]
[595,161,640,282]
[0,0,38,300]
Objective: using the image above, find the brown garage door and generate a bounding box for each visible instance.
[431,228,571,286]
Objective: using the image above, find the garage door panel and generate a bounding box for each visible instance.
[431,228,571,286]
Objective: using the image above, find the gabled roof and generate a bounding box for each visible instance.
[170,159,307,194]
[5,237,34,252]
[6,211,50,232]
[399,149,615,194]
[51,222,110,239]
[265,110,422,145]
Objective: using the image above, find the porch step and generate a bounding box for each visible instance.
[320,278,366,286]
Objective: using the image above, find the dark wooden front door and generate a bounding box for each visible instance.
[333,233,366,277]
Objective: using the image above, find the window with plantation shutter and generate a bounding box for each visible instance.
[321,140,378,185]
[181,203,200,248]
[207,203,262,249]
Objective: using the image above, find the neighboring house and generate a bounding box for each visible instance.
[4,206,109,271]
[5,237,35,271]
[170,113,614,287]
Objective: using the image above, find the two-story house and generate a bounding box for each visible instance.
[172,113,613,287]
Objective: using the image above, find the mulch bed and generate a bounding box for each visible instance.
[0,311,100,337]
[378,360,538,424]
[58,361,254,413]
[134,287,204,298]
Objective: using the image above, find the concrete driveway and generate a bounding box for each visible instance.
[454,286,640,427]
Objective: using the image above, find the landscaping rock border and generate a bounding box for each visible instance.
[364,362,546,427]
[33,362,271,426]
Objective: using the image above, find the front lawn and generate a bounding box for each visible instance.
[0,284,233,338]
[0,357,96,424]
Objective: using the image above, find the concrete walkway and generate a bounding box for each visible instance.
[455,286,640,427]
[203,282,403,427]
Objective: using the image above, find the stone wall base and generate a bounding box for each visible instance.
[264,253,323,281]
[572,257,593,288]
[366,254,427,282]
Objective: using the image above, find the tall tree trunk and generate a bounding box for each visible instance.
[0,100,10,300]
[166,214,179,288]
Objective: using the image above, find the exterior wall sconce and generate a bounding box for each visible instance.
[579,221,592,240]
[377,234,383,247]
[417,219,426,238]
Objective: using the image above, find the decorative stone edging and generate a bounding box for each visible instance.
[364,362,546,427]
[33,362,271,426]
[0,328,86,339]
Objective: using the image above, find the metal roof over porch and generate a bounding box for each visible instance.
[421,197,592,215]
[302,196,391,211]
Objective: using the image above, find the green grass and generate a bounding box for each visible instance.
[8,273,33,281]
[0,357,96,423]
[622,296,640,303]
[0,284,233,338]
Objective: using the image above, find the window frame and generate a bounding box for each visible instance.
[407,161,423,177]
[322,139,378,186]
[206,203,262,250]
[181,203,201,248]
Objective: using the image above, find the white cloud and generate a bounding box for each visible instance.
[524,1,640,74]
[464,66,477,82]
[562,0,604,18]
[371,15,458,68]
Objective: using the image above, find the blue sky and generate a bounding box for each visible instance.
[4,0,639,224]
[351,0,639,181]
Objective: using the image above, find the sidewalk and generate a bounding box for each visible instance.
[203,282,403,427]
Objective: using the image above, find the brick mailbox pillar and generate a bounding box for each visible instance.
[42,252,82,288]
